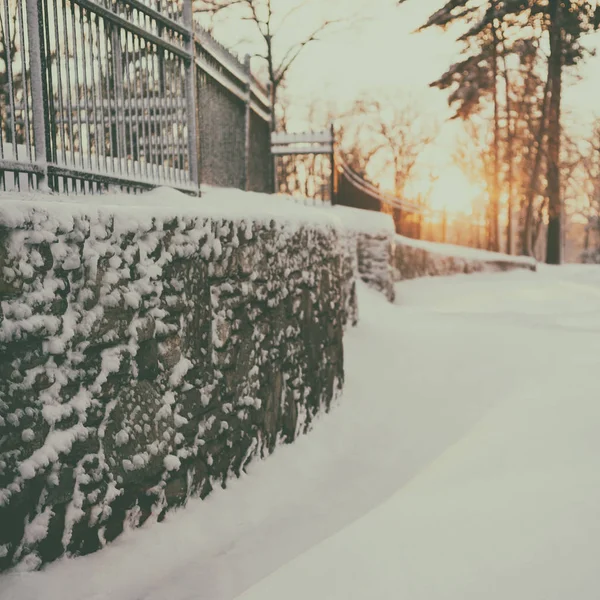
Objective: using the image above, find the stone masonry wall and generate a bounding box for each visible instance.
[394,235,537,282]
[0,190,350,572]
[332,207,396,303]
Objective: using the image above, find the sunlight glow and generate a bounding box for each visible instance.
[428,167,487,215]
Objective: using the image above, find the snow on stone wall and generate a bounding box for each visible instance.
[0,188,350,572]
[331,207,396,303]
[394,235,537,282]
[0,185,535,573]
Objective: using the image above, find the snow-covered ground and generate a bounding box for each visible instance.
[3,265,600,600]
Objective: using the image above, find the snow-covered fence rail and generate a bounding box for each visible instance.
[0,0,272,196]
[0,188,349,571]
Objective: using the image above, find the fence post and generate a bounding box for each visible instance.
[267,82,277,194]
[25,0,50,191]
[183,0,200,194]
[329,123,335,205]
[243,54,252,191]
[111,26,125,166]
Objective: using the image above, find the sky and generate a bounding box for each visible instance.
[205,0,600,212]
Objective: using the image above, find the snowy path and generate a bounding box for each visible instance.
[3,266,600,600]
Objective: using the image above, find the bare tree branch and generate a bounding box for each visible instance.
[194,0,348,129]
[274,18,342,85]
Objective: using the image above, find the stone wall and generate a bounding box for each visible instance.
[332,207,396,303]
[394,235,537,282]
[0,189,350,572]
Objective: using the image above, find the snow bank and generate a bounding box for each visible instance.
[394,234,537,282]
[236,271,600,600]
[5,267,600,600]
[0,184,541,574]
[0,186,348,572]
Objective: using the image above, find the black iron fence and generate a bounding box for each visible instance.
[272,130,335,203]
[0,2,499,250]
[334,159,490,245]
[0,0,272,195]
[334,159,424,239]
[194,25,271,193]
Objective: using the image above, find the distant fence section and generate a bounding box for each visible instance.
[334,159,424,239]
[0,0,272,195]
[272,127,489,246]
[272,129,335,203]
[336,159,489,245]
[271,128,422,239]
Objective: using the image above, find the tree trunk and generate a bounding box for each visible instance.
[269,82,277,132]
[490,4,501,253]
[522,74,551,256]
[533,197,549,257]
[500,28,514,255]
[546,0,563,265]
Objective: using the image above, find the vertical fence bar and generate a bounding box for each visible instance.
[329,123,335,206]
[16,0,32,165]
[183,0,199,193]
[122,29,137,178]
[111,24,125,176]
[60,0,76,186]
[25,0,50,190]
[4,0,18,163]
[273,152,279,194]
[243,54,252,191]
[164,50,177,182]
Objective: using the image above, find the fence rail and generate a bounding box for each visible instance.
[0,0,273,195]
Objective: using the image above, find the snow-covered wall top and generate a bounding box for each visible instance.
[395,235,537,267]
[330,206,396,237]
[394,235,537,282]
[0,188,350,572]
[0,187,341,233]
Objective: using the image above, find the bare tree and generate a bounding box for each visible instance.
[334,94,437,234]
[576,121,600,262]
[336,95,437,197]
[194,0,346,130]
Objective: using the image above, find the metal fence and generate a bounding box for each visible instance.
[195,26,271,193]
[0,0,272,195]
[334,159,424,239]
[272,130,335,203]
